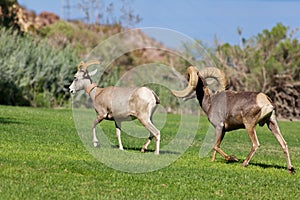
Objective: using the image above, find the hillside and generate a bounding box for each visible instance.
[0,1,299,119]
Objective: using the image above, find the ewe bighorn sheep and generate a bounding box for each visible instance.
[69,61,161,154]
[172,66,295,173]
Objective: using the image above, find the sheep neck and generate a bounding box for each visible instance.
[195,77,211,115]
[201,92,211,115]
[86,83,97,95]
[196,86,211,115]
[86,83,98,101]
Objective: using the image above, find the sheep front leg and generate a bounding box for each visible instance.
[242,125,259,167]
[92,115,103,147]
[115,122,124,150]
[212,126,238,162]
[211,126,224,161]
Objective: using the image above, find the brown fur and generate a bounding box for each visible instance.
[172,67,294,173]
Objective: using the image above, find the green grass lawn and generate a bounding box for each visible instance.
[0,105,300,199]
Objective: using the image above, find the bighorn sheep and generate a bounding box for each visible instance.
[172,66,295,173]
[69,61,161,154]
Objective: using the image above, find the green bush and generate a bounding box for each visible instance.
[0,70,29,106]
[0,28,78,107]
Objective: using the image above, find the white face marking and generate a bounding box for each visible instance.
[69,72,85,94]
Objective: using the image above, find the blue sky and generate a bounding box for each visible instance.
[18,0,300,45]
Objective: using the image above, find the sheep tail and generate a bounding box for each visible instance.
[152,91,160,104]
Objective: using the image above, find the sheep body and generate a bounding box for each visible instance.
[70,61,160,154]
[206,91,273,131]
[93,86,159,121]
[172,66,295,173]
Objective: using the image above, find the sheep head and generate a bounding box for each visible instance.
[69,60,100,94]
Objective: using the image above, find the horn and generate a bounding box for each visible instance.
[77,60,100,71]
[85,60,100,68]
[77,61,85,71]
[171,66,199,97]
[198,67,227,92]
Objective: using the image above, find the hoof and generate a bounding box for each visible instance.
[119,147,124,151]
[289,167,295,174]
[241,163,248,167]
[93,142,100,148]
[141,148,146,153]
[154,151,159,155]
[227,155,239,162]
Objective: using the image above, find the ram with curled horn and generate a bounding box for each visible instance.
[171,66,294,173]
[69,60,161,154]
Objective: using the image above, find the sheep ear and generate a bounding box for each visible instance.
[88,69,98,77]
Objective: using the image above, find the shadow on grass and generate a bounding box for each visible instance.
[0,117,22,124]
[111,145,181,155]
[250,162,287,170]
[223,158,287,170]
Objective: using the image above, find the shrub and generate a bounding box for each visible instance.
[0,28,78,107]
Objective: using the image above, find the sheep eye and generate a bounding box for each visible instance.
[74,77,78,81]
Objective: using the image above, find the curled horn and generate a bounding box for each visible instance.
[198,67,227,93]
[77,60,101,71]
[171,66,227,98]
[77,61,85,71]
[171,66,199,97]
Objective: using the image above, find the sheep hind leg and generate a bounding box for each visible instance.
[267,111,295,174]
[140,110,154,153]
[92,115,103,147]
[141,134,153,153]
[140,119,160,155]
[115,122,124,150]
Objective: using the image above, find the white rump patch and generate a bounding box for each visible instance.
[256,93,274,120]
